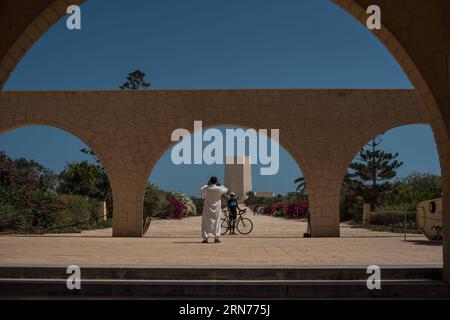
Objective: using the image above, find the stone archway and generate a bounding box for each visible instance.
[1,0,449,278]
[0,122,115,232]
[330,0,450,280]
[0,89,429,238]
[143,123,307,235]
[0,121,111,181]
[339,122,440,225]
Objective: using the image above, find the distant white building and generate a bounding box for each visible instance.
[254,192,275,198]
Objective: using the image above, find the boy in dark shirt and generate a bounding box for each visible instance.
[227,192,242,234]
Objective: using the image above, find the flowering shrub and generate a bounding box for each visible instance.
[286,201,308,219]
[143,184,169,218]
[245,192,308,220]
[270,202,288,217]
[168,196,187,219]
[170,192,197,217]
[144,185,200,219]
[269,201,308,219]
[0,186,99,233]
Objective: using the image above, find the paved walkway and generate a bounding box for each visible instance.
[46,214,421,238]
[0,215,441,268]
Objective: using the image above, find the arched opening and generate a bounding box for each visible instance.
[339,124,442,246]
[0,125,113,235]
[0,0,449,287]
[144,125,307,238]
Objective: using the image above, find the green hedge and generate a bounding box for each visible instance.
[370,211,418,232]
[371,211,415,225]
[0,186,100,233]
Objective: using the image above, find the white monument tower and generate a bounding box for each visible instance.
[224,156,252,203]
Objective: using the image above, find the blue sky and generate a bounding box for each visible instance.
[0,0,440,196]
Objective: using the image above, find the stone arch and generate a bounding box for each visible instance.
[144,121,307,185]
[339,121,433,185]
[0,121,111,178]
[330,0,449,166]
[1,0,449,277]
[338,122,441,234]
[0,119,136,237]
[142,122,308,229]
[331,0,450,279]
[0,121,115,229]
[0,1,446,143]
[0,0,85,88]
[0,0,446,198]
[344,122,440,171]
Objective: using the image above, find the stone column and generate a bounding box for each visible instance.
[444,195,450,281]
[307,179,341,237]
[442,163,450,281]
[110,177,146,238]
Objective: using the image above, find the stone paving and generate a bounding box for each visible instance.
[70,213,421,238]
[0,214,442,268]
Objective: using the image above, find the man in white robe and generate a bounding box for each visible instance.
[201,176,228,243]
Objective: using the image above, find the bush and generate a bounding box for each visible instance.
[170,192,197,217]
[383,172,442,211]
[190,197,204,215]
[245,192,308,220]
[143,184,202,219]
[286,201,308,219]
[0,202,33,232]
[371,211,415,225]
[269,201,308,219]
[168,196,187,219]
[50,195,99,232]
[0,185,100,233]
[369,211,418,232]
[143,184,170,218]
[340,172,442,222]
[245,193,281,212]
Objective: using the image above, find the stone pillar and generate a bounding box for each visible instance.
[442,165,450,281]
[363,203,371,226]
[111,178,145,238]
[444,195,450,281]
[307,180,341,237]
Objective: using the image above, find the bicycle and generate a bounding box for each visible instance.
[221,208,253,235]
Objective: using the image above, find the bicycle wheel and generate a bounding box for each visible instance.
[220,218,230,235]
[236,217,253,235]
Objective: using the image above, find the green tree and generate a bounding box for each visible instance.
[58,161,106,199]
[348,134,403,210]
[0,151,57,192]
[340,173,363,221]
[143,183,169,218]
[119,70,151,90]
[381,172,442,211]
[80,148,112,215]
